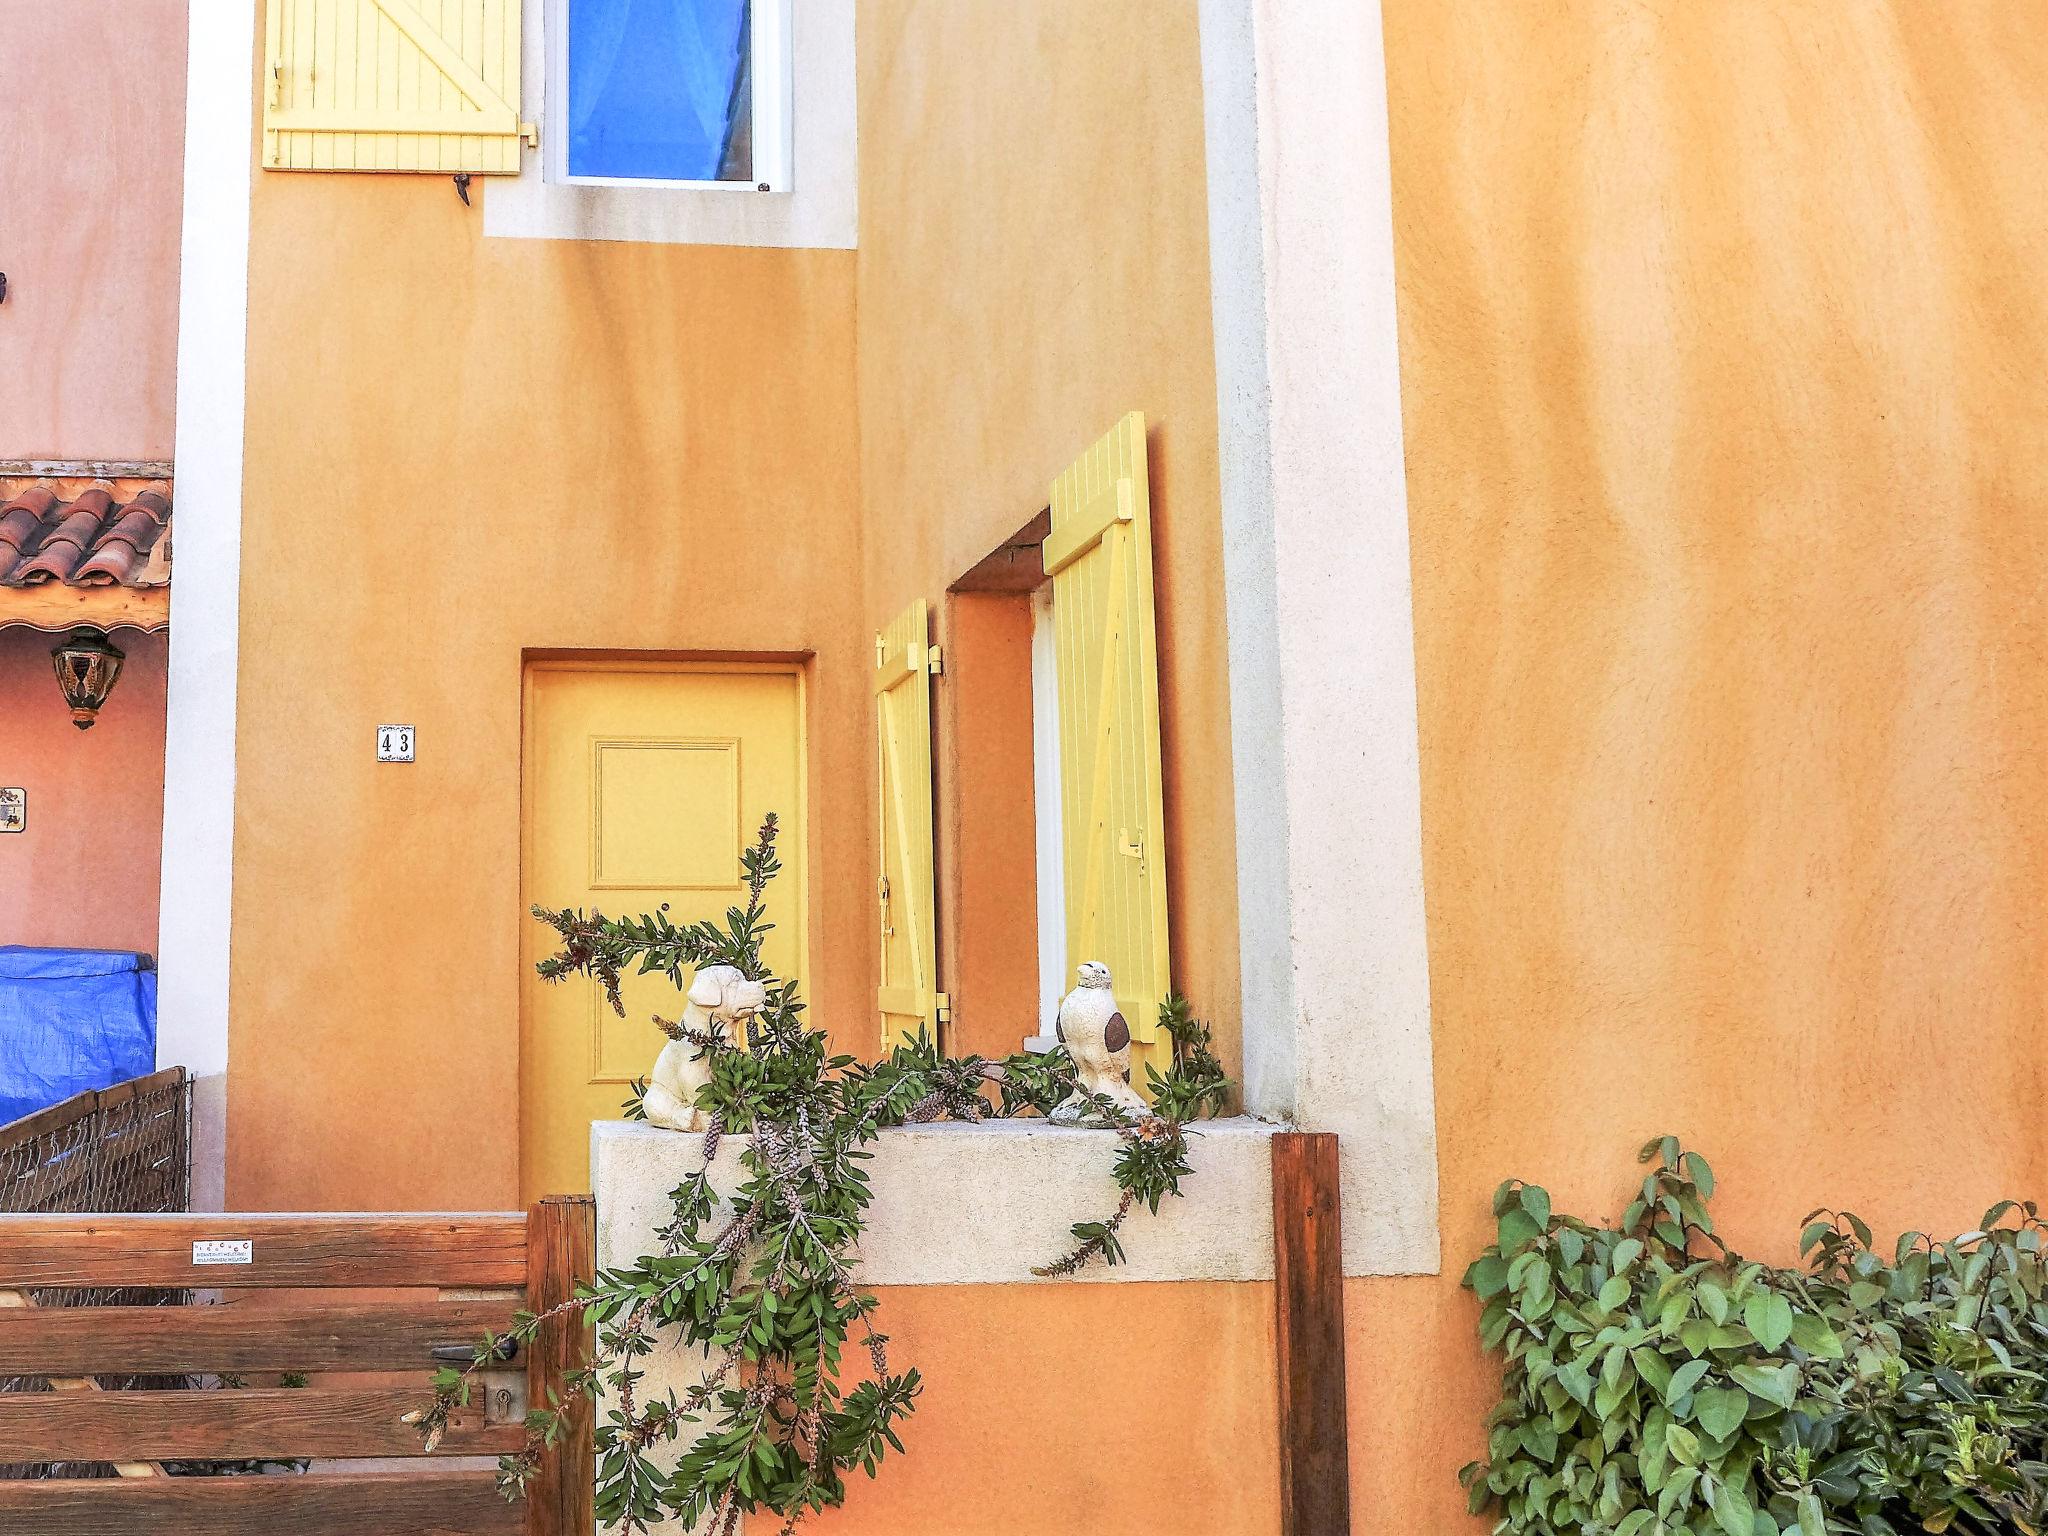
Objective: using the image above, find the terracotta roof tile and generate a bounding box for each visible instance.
[0,479,171,589]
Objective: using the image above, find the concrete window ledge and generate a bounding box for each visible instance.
[593,1117,1283,1285]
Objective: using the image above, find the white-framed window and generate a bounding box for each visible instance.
[1028,584,1069,1052]
[545,0,792,191]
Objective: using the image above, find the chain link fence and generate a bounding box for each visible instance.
[0,1067,189,1218]
[0,1067,191,1478]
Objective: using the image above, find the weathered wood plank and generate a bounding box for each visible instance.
[1272,1132,1351,1536]
[0,1214,527,1288]
[0,1087,103,1149]
[0,1469,521,1535]
[0,1387,518,1461]
[0,459,176,480]
[89,1066,188,1111]
[0,1290,162,1478]
[0,1297,521,1375]
[0,583,169,636]
[525,1196,595,1536]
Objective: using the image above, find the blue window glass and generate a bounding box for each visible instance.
[567,0,752,182]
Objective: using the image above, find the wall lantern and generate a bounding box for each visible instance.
[50,627,125,730]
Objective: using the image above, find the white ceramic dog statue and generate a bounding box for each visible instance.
[641,964,768,1132]
[1049,961,1149,1124]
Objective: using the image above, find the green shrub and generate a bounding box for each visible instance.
[1461,1137,2048,1536]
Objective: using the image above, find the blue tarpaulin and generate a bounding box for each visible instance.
[0,947,157,1125]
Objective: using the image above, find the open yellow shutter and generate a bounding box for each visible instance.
[1044,413,1170,1049]
[263,0,529,174]
[875,600,945,1049]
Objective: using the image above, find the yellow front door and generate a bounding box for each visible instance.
[520,662,805,1203]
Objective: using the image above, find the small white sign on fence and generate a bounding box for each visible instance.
[192,1239,253,1266]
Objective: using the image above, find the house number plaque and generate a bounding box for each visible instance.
[376,725,416,763]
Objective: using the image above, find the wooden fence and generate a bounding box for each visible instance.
[0,1198,595,1535]
[0,1066,193,1479]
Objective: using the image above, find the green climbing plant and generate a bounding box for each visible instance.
[418,814,1231,1533]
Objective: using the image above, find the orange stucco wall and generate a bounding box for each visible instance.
[1357,4,2048,1529]
[230,168,866,1209]
[0,628,168,954]
[228,0,1240,1200]
[855,0,1242,1068]
[221,12,1270,1532]
[819,1282,1278,1536]
[0,0,186,460]
[209,2,2048,1530]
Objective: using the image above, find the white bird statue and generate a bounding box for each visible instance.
[641,964,768,1132]
[1048,961,1148,1124]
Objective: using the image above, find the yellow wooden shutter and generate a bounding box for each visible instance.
[1044,412,1170,1049]
[875,600,945,1049]
[263,0,529,174]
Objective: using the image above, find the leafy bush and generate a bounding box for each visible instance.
[1461,1137,2048,1536]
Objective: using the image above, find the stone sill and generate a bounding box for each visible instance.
[592,1117,1283,1286]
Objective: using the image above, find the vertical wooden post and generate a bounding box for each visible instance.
[1272,1132,1351,1536]
[527,1196,596,1536]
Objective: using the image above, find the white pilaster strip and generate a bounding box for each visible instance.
[159,0,256,1204]
[1198,0,1441,1274]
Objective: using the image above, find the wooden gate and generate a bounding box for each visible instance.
[0,1197,594,1535]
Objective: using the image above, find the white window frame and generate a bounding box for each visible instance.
[1027,585,1068,1052]
[544,0,793,192]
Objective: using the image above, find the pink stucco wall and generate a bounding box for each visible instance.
[0,0,187,461]
[0,628,169,954]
